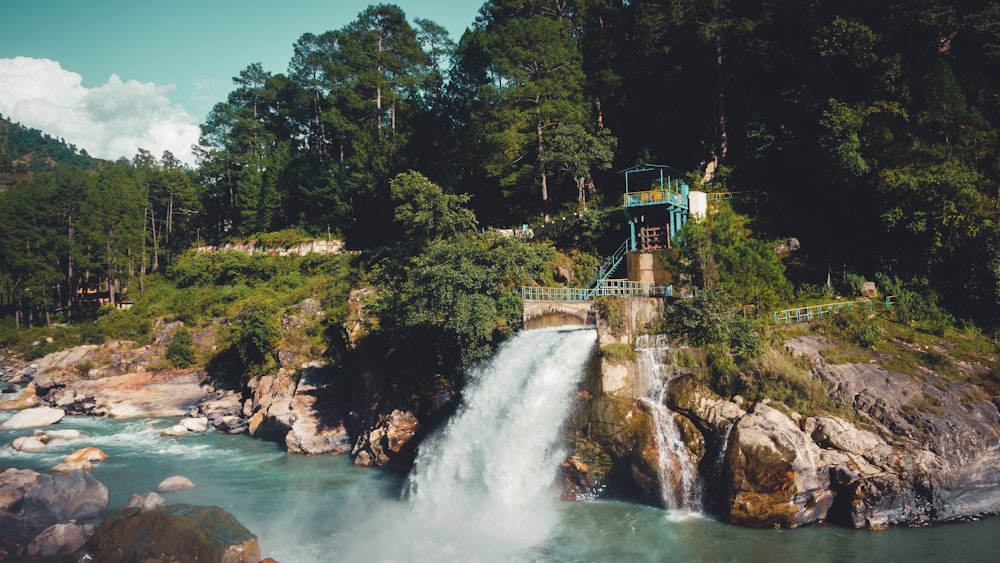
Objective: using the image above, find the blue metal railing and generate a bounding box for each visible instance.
[623,188,688,209]
[772,296,895,324]
[521,279,673,302]
[585,239,630,290]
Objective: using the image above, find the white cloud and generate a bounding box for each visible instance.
[0,57,200,166]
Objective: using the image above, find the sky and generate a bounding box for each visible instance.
[0,0,483,166]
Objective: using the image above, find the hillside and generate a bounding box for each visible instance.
[0,114,102,188]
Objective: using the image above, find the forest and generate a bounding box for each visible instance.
[1,0,999,339]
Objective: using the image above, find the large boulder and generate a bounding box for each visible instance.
[285,417,352,455]
[0,406,65,429]
[82,504,262,563]
[0,468,42,512]
[198,392,247,433]
[666,374,745,435]
[26,521,93,557]
[21,470,108,526]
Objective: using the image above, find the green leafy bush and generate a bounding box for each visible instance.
[166,327,195,368]
[234,301,280,377]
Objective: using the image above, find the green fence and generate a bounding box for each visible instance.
[772,296,894,324]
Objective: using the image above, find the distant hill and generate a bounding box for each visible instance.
[0,114,104,188]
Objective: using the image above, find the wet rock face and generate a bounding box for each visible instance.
[725,402,835,528]
[82,504,262,563]
[560,395,664,504]
[352,409,421,471]
[573,330,1000,529]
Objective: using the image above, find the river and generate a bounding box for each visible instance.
[2,327,999,562]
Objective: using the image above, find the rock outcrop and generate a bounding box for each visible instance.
[352,409,421,471]
[82,504,262,563]
[247,363,353,455]
[566,324,1000,530]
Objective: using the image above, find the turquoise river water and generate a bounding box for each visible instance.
[2,327,998,562]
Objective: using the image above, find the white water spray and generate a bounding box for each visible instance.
[636,346,702,513]
[340,326,596,562]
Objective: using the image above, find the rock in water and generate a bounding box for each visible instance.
[156,475,196,492]
[65,446,109,463]
[21,470,108,525]
[51,460,93,473]
[82,504,262,563]
[11,436,48,452]
[181,416,210,433]
[0,406,65,429]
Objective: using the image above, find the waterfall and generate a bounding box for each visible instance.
[341,326,596,562]
[636,345,703,513]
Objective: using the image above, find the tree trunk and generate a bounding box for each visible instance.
[715,39,729,162]
[66,216,75,319]
[150,209,160,272]
[537,120,549,222]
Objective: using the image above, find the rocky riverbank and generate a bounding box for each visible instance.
[0,311,428,465]
[562,327,1000,529]
[5,300,997,534]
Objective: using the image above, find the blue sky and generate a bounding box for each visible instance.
[0,0,483,164]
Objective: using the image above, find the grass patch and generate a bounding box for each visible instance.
[599,343,635,362]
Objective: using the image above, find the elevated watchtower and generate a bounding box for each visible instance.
[620,164,707,251]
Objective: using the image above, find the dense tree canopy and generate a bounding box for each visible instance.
[2,0,999,329]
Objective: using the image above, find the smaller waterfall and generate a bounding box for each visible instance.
[636,344,703,512]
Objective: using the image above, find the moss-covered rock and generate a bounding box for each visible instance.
[82,504,261,563]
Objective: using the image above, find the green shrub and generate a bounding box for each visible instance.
[166,327,196,368]
[822,308,884,348]
[93,307,151,343]
[234,301,280,377]
[24,341,59,361]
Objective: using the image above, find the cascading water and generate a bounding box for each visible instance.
[339,325,597,562]
[636,342,703,513]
